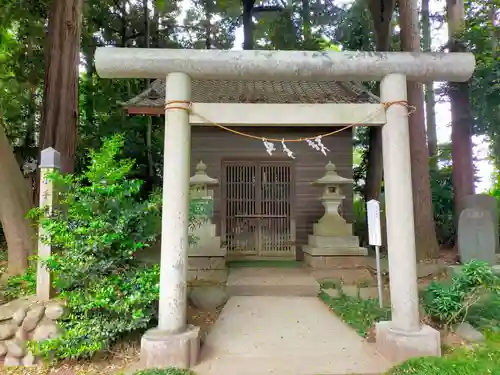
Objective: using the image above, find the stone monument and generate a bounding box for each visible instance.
[188,161,227,283]
[303,162,367,268]
[460,194,499,254]
[458,206,497,265]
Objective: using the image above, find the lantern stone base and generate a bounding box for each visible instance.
[188,246,227,284]
[313,222,353,237]
[303,234,367,269]
[140,325,200,369]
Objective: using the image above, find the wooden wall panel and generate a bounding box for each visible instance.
[190,126,353,260]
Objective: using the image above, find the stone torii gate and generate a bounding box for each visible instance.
[95,48,475,368]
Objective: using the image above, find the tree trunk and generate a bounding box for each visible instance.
[399,0,439,260]
[0,123,35,276]
[302,0,311,44]
[143,0,155,191]
[242,0,255,50]
[422,0,437,168]
[203,0,212,49]
[447,0,474,216]
[365,0,396,202]
[40,0,83,174]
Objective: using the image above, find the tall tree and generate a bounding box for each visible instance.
[241,0,289,50]
[301,0,311,43]
[0,120,35,276]
[399,0,439,259]
[422,0,437,168]
[365,0,396,203]
[0,5,47,275]
[40,0,83,174]
[143,0,155,192]
[465,0,500,166]
[447,0,475,215]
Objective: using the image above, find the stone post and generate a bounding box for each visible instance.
[376,73,441,362]
[141,72,200,369]
[36,147,60,302]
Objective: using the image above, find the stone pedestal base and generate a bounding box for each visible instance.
[188,248,227,284]
[302,232,367,269]
[375,321,441,363]
[303,247,368,269]
[141,325,200,369]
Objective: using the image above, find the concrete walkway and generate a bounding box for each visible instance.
[193,296,392,375]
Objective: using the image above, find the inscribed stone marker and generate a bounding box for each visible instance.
[460,194,499,253]
[458,207,496,265]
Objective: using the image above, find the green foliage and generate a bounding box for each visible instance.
[30,265,161,360]
[319,290,391,338]
[386,333,500,375]
[27,134,163,360]
[463,0,500,163]
[352,197,368,245]
[29,134,162,290]
[131,369,197,375]
[354,144,456,249]
[2,262,36,300]
[25,134,206,361]
[489,168,500,210]
[429,161,455,247]
[0,1,47,154]
[422,260,500,327]
[467,293,500,332]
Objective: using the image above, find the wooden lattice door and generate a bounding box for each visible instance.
[222,160,295,259]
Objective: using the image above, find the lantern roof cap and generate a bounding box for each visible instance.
[190,161,218,185]
[312,161,353,185]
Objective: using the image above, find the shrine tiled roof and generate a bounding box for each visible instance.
[123,79,379,111]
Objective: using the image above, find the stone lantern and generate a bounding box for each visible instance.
[312,161,353,236]
[190,160,218,200]
[303,161,367,268]
[188,161,226,282]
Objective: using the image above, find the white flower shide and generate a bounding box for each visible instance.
[262,138,276,156]
[281,139,295,159]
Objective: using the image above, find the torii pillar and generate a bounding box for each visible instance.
[95,48,475,367]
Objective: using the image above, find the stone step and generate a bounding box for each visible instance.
[227,284,319,297]
[226,268,320,297]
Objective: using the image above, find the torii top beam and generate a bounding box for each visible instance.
[95,48,475,83]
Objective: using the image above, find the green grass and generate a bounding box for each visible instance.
[386,333,500,375]
[227,260,302,268]
[319,290,391,337]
